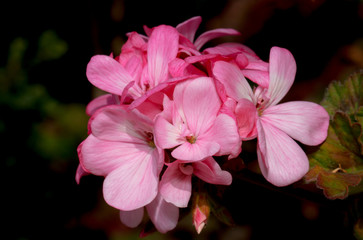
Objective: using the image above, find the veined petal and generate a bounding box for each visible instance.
[120,208,144,228]
[171,140,220,162]
[80,135,154,176]
[86,55,134,95]
[103,147,159,211]
[266,47,296,107]
[179,77,221,136]
[241,69,269,89]
[146,193,179,233]
[90,105,153,142]
[160,161,192,208]
[213,61,253,102]
[257,118,309,187]
[193,157,232,185]
[176,16,202,42]
[261,101,329,145]
[154,115,184,149]
[194,28,240,50]
[202,113,241,159]
[147,25,179,86]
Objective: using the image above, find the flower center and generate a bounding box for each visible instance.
[145,132,156,148]
[186,135,196,144]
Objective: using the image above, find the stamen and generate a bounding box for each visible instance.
[186,135,196,144]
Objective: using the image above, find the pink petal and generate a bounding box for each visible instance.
[261,101,329,145]
[80,134,154,176]
[178,77,221,136]
[146,193,179,233]
[154,115,184,149]
[241,69,269,89]
[176,16,202,42]
[193,157,232,185]
[257,118,310,187]
[103,147,159,210]
[234,99,258,139]
[86,55,134,95]
[213,61,253,102]
[86,94,117,116]
[266,47,296,107]
[119,208,144,228]
[90,105,153,143]
[194,28,240,50]
[147,25,179,87]
[159,161,192,208]
[203,113,241,159]
[171,140,220,162]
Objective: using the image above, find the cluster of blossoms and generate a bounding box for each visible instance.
[76,16,329,233]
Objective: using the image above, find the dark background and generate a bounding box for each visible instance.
[2,0,363,239]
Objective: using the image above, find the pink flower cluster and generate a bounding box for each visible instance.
[76,16,329,233]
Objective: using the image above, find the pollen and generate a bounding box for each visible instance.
[186,135,196,144]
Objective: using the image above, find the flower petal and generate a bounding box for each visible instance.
[178,77,221,136]
[193,157,232,185]
[234,99,258,139]
[86,55,134,95]
[261,101,329,145]
[213,61,254,102]
[176,16,202,42]
[146,193,179,233]
[203,113,241,159]
[266,47,296,107]
[120,208,144,228]
[154,115,184,149]
[257,118,309,187]
[90,105,153,143]
[171,140,220,162]
[194,28,240,50]
[81,134,154,176]
[103,147,159,210]
[160,161,192,208]
[147,25,179,86]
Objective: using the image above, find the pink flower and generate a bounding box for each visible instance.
[159,157,232,208]
[79,105,164,210]
[213,46,329,186]
[154,76,241,162]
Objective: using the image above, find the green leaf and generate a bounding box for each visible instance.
[306,71,363,199]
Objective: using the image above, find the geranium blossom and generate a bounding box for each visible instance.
[154,76,241,162]
[213,46,329,186]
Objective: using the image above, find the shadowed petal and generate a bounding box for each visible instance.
[257,119,309,187]
[120,208,144,228]
[154,115,184,149]
[146,193,179,233]
[234,99,258,139]
[193,157,232,185]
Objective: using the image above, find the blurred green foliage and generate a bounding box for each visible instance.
[1,30,88,167]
